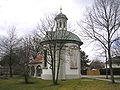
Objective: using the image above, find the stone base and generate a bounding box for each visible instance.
[41,74,52,80]
[65,74,81,79]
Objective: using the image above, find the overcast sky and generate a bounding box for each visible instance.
[0,0,93,35]
[0,0,95,59]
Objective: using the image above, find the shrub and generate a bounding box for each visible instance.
[81,69,87,75]
[100,68,120,75]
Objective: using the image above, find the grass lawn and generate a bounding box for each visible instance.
[115,78,120,80]
[0,76,120,90]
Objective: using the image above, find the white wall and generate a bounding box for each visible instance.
[41,43,81,79]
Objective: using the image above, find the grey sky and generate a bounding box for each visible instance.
[0,0,93,35]
[0,0,94,59]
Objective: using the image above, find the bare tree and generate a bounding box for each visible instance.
[96,44,109,79]
[112,40,120,56]
[89,60,105,69]
[78,0,120,83]
[18,35,33,84]
[37,13,62,85]
[30,32,43,57]
[0,26,21,77]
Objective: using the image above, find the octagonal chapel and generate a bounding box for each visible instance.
[30,10,83,80]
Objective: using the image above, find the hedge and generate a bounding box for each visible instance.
[100,68,120,75]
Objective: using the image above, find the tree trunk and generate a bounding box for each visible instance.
[9,53,13,77]
[108,48,115,83]
[107,23,115,83]
[109,59,115,83]
[53,45,56,85]
[24,65,29,84]
[24,75,28,84]
[55,49,61,84]
[105,61,108,79]
[50,45,56,85]
[105,55,108,79]
[9,64,13,77]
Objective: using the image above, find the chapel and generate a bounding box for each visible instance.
[29,10,83,80]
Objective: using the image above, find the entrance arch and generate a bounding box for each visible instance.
[36,65,42,76]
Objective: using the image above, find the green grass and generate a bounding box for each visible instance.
[0,76,120,90]
[115,77,120,81]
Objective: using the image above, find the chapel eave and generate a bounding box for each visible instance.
[40,39,83,46]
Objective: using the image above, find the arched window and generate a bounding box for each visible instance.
[57,22,58,28]
[36,65,42,76]
[64,22,66,28]
[59,21,62,28]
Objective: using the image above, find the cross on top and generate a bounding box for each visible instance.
[60,6,62,13]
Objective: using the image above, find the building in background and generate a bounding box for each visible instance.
[106,56,120,68]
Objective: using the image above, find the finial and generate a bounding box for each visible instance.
[60,6,62,13]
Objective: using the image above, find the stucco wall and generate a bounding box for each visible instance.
[41,43,81,80]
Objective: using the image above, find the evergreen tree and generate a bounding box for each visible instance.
[80,50,90,70]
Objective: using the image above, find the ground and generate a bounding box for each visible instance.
[0,76,120,90]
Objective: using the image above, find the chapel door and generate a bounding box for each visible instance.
[36,65,42,77]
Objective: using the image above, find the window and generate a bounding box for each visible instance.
[68,46,78,69]
[57,22,58,28]
[64,22,66,28]
[59,21,62,27]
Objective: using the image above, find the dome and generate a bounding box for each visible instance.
[54,12,68,20]
[41,30,83,46]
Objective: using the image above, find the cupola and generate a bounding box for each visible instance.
[54,8,68,31]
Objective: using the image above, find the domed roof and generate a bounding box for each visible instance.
[41,30,83,46]
[54,12,68,20]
